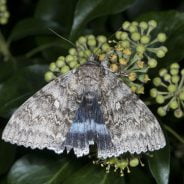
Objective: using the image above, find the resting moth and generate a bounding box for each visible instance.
[2,56,166,159]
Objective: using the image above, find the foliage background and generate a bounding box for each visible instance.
[0,0,184,183]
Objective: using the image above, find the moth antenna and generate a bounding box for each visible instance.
[48,28,76,48]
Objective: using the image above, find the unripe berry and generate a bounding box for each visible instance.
[170,68,179,75]
[174,109,183,118]
[87,39,96,47]
[136,86,144,94]
[97,35,107,43]
[159,68,167,77]
[69,48,77,55]
[44,71,54,82]
[169,100,178,109]
[101,43,110,52]
[60,65,70,74]
[171,75,180,83]
[79,58,87,65]
[148,58,157,68]
[56,59,65,68]
[78,36,87,44]
[150,88,158,98]
[69,61,78,69]
[117,159,128,169]
[170,63,179,69]
[148,20,157,28]
[129,158,139,167]
[119,58,128,65]
[156,50,165,58]
[140,35,150,44]
[122,21,130,30]
[157,33,167,42]
[65,55,74,63]
[179,91,184,100]
[163,74,171,81]
[49,62,57,72]
[115,31,122,40]
[87,35,95,40]
[131,32,141,41]
[157,107,166,116]
[120,41,130,48]
[84,49,92,57]
[156,95,165,104]
[139,21,148,29]
[153,77,162,86]
[181,69,184,75]
[129,25,137,33]
[128,72,137,81]
[136,44,145,54]
[121,32,128,40]
[167,84,177,92]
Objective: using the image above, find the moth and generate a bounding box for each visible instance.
[2,56,166,159]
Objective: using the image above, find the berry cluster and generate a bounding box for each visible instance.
[150,63,184,118]
[44,34,110,82]
[110,20,167,94]
[93,155,144,176]
[45,20,168,95]
[0,0,9,25]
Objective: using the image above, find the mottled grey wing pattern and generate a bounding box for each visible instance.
[100,71,166,157]
[2,71,79,154]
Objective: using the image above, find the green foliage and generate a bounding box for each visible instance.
[0,0,184,184]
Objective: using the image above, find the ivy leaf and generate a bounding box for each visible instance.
[8,18,60,42]
[7,154,125,184]
[0,64,47,118]
[70,0,136,40]
[148,142,170,184]
[137,10,184,65]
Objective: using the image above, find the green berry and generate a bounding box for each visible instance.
[170,68,179,75]
[157,33,167,42]
[87,35,95,40]
[58,56,65,61]
[132,21,138,26]
[169,100,178,109]
[97,35,107,43]
[115,31,122,40]
[116,159,128,169]
[84,49,92,57]
[69,48,77,55]
[60,65,70,74]
[148,20,157,28]
[179,91,184,100]
[167,84,177,92]
[153,77,162,86]
[156,50,165,58]
[122,21,130,30]
[148,58,157,68]
[136,44,145,54]
[159,68,167,77]
[170,63,179,69]
[140,35,150,44]
[129,158,139,167]
[156,95,165,104]
[69,61,78,69]
[129,25,137,33]
[120,41,130,48]
[87,39,96,47]
[49,62,57,72]
[171,75,180,83]
[101,43,110,52]
[174,109,183,118]
[56,59,65,68]
[78,36,87,44]
[139,21,148,29]
[78,50,84,57]
[121,32,128,40]
[157,107,166,116]
[65,55,74,63]
[150,88,158,98]
[181,69,184,75]
[79,58,87,65]
[44,71,54,82]
[163,74,171,81]
[131,32,141,41]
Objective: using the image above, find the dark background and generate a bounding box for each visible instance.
[0,0,184,184]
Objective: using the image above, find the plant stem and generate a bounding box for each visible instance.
[164,125,184,144]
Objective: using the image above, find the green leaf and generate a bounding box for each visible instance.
[8,18,60,42]
[70,0,136,40]
[137,10,184,64]
[0,64,47,117]
[148,144,170,184]
[8,154,125,184]
[35,0,78,34]
[0,133,16,175]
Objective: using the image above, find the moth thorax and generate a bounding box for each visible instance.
[84,92,96,106]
